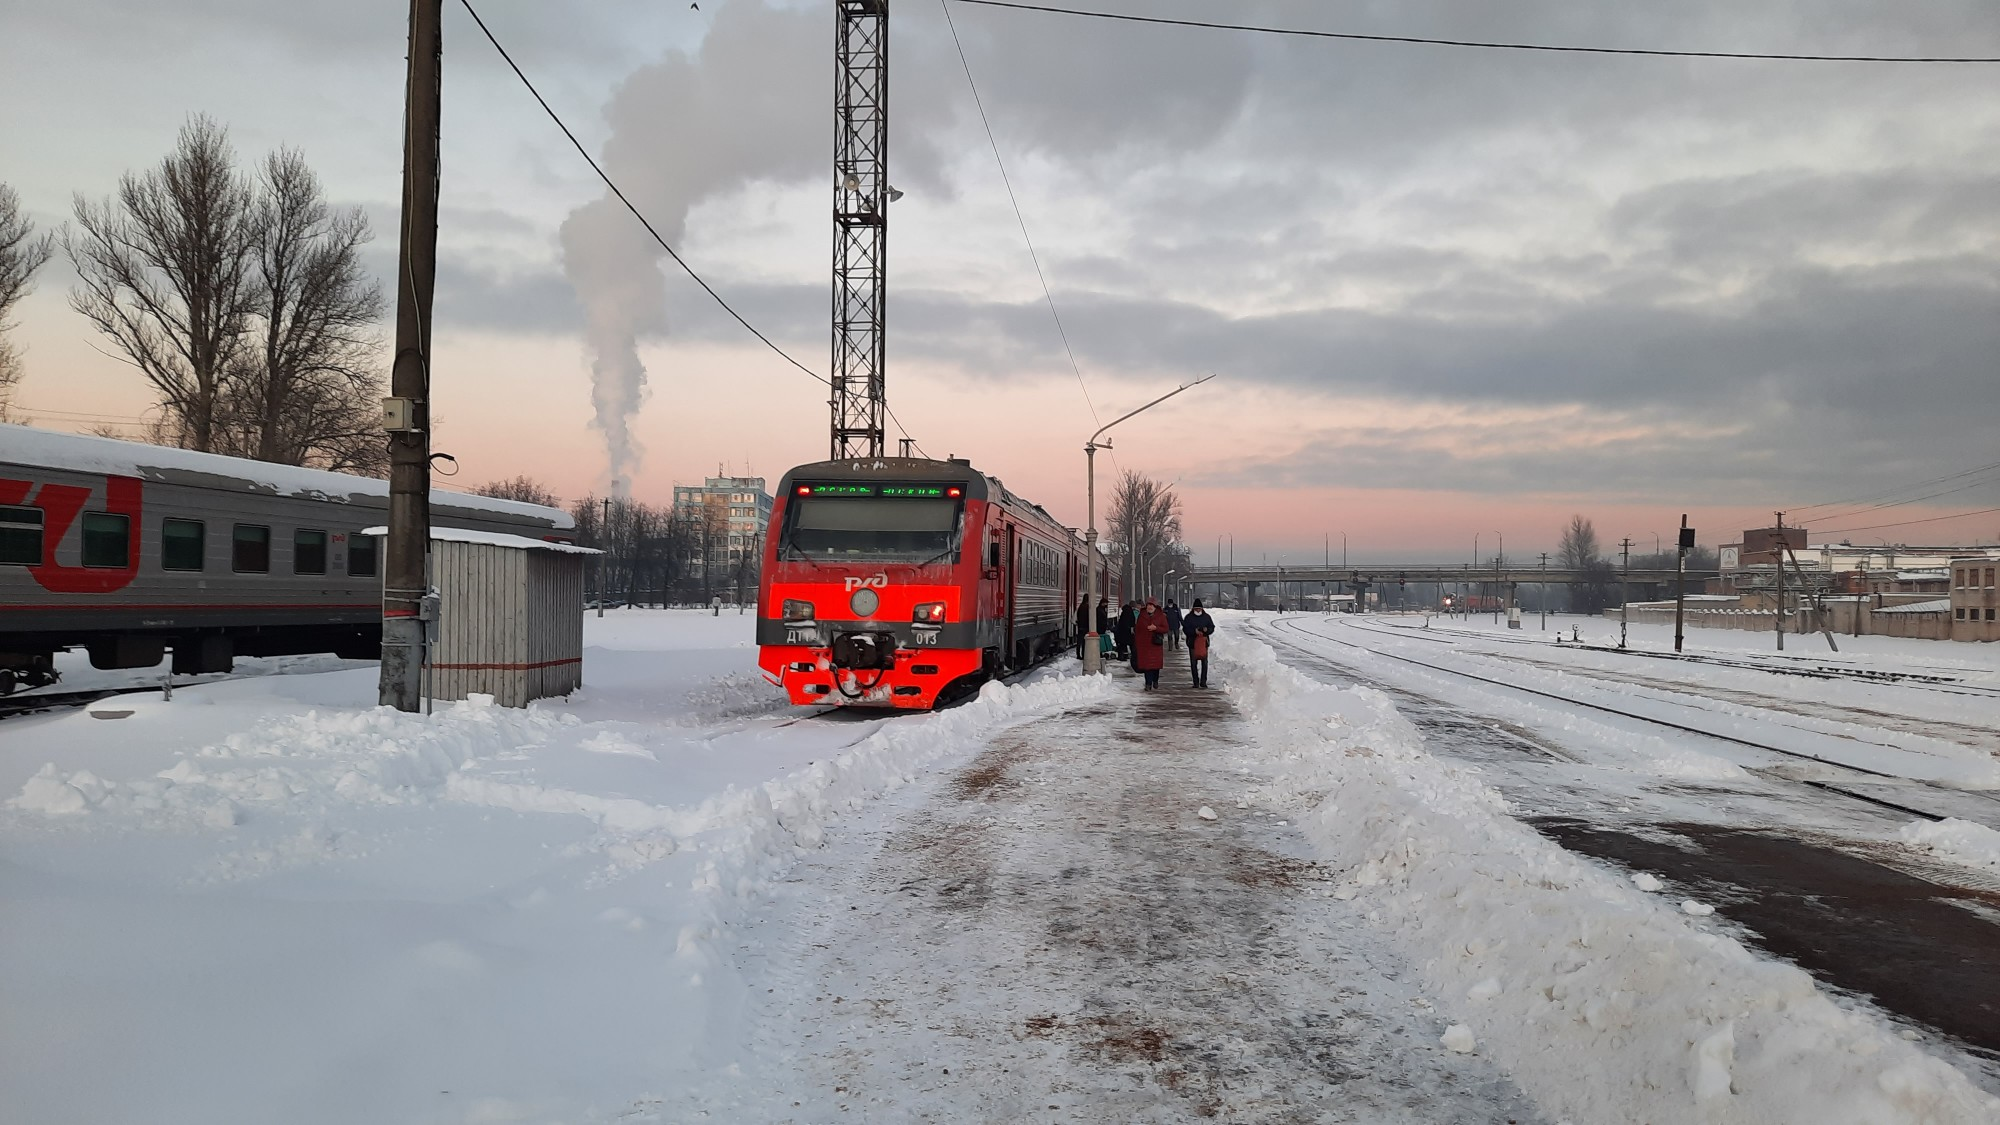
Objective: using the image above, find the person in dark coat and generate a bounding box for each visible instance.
[1096,597,1112,637]
[1164,600,1183,651]
[1133,598,1170,689]
[1183,599,1216,688]
[1074,597,1091,659]
[1114,601,1137,661]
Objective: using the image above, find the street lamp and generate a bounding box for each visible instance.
[1083,373,1215,674]
[1487,530,1504,623]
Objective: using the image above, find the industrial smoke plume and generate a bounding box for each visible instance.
[560,1,822,495]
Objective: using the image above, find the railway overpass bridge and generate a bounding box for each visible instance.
[1159,563,1722,610]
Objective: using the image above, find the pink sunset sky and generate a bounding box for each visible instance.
[6,0,1998,564]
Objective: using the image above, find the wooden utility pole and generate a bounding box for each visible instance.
[1774,511,1786,652]
[379,0,442,712]
[1538,552,1549,630]
[1619,538,1633,649]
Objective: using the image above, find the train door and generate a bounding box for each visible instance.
[1003,524,1019,666]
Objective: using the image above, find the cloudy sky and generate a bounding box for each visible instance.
[5,0,1998,562]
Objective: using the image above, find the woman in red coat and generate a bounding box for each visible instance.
[1132,598,1170,690]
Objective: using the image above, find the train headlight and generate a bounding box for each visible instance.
[782,599,815,622]
[913,602,947,624]
[850,588,880,617]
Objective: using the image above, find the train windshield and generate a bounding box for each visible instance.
[782,493,963,562]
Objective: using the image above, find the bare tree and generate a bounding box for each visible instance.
[1557,515,1600,571]
[0,183,56,421]
[476,476,564,508]
[1558,514,1618,614]
[217,148,385,471]
[1106,470,1190,601]
[66,115,259,452]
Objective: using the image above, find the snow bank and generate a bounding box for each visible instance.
[1217,637,2000,1125]
[1899,818,2000,873]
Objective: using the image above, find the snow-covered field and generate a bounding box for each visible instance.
[0,611,1113,1124]
[4,608,1996,1123]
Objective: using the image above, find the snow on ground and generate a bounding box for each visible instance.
[1254,611,2000,794]
[0,609,1113,1125]
[1212,630,2000,1125]
[7,607,1998,1123]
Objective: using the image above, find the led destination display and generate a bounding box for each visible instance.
[794,483,962,499]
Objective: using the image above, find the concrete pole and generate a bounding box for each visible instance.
[379,0,441,713]
[1083,442,1101,673]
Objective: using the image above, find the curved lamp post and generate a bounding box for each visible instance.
[1083,373,1216,673]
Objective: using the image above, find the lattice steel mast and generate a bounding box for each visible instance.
[831,0,889,460]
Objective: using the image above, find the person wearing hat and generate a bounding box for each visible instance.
[1183,598,1216,688]
[1132,597,1170,689]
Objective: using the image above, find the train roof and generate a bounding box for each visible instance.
[0,423,573,529]
[776,456,1075,540]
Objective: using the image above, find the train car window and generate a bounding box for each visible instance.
[0,505,41,565]
[348,534,378,577]
[293,528,328,575]
[161,518,205,571]
[233,524,271,573]
[81,512,131,568]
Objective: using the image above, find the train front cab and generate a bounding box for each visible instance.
[756,464,1005,709]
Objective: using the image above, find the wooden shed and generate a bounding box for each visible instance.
[364,525,599,707]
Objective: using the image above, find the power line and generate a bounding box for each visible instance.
[950,0,2000,64]
[1802,470,2000,526]
[1789,458,2000,519]
[457,0,829,389]
[939,0,1101,427]
[1813,505,2000,537]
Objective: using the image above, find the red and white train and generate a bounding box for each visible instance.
[0,425,571,694]
[756,456,1111,709]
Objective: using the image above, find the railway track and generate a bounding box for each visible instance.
[1263,616,2000,827]
[1354,616,2000,699]
[0,684,171,722]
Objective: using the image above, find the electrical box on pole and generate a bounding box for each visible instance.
[831,0,889,460]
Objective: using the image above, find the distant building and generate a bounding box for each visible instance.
[1951,557,2000,641]
[673,473,773,600]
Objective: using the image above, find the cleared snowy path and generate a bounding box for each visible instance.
[689,677,1545,1123]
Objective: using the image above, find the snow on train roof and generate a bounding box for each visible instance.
[360,525,600,555]
[1,424,573,528]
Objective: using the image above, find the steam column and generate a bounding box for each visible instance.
[831,0,889,460]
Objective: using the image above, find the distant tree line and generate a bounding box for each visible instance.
[474,478,755,606]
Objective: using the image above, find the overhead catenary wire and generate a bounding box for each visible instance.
[949,0,2000,64]
[939,0,1102,429]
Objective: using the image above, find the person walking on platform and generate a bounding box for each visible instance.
[1074,596,1091,659]
[1164,600,1184,651]
[1114,601,1137,663]
[1184,598,1216,688]
[1133,597,1169,690]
